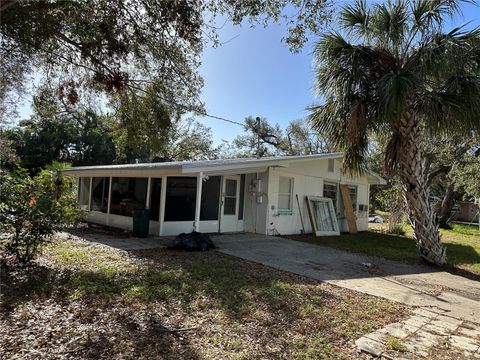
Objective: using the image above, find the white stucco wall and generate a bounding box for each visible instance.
[265,158,370,235]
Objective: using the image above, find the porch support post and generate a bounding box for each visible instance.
[145,177,151,209]
[106,176,112,226]
[88,177,93,210]
[159,176,167,236]
[194,172,203,232]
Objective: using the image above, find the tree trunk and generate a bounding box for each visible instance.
[395,115,446,265]
[437,182,455,229]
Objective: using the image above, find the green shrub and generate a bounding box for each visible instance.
[0,165,81,262]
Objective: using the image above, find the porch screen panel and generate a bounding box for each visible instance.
[149,178,161,221]
[78,177,90,209]
[200,176,221,221]
[91,177,110,213]
[165,177,197,221]
[110,177,148,217]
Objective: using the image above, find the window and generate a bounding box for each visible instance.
[164,177,197,221]
[90,177,110,213]
[149,178,161,221]
[323,182,338,212]
[78,177,90,209]
[109,177,148,217]
[306,196,340,236]
[347,185,357,214]
[200,176,221,221]
[238,174,245,220]
[278,176,294,210]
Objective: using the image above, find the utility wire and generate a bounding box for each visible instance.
[128,82,245,127]
[200,112,244,126]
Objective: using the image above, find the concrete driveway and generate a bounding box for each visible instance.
[211,233,480,357]
[211,233,480,319]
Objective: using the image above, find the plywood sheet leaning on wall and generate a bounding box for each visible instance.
[340,184,358,234]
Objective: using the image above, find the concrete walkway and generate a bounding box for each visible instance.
[211,233,480,358]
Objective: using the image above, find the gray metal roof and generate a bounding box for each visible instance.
[63,153,344,172]
[63,152,385,184]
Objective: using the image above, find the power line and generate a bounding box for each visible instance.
[129,82,245,127]
[201,112,244,126]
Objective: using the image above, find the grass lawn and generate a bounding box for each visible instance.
[288,222,480,277]
[0,230,405,359]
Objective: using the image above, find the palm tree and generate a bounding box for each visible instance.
[310,0,480,265]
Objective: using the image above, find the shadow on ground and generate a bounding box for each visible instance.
[1,228,406,359]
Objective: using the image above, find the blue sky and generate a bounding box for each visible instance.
[17,1,480,145]
[197,20,316,144]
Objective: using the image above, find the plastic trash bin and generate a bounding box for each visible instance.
[132,209,150,238]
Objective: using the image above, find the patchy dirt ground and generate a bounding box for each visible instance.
[1,230,407,359]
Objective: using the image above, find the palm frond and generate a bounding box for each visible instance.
[308,102,369,175]
[339,0,370,39]
[419,76,480,134]
[408,25,480,80]
[370,0,409,49]
[410,0,464,30]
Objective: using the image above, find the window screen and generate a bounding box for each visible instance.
[278,176,293,210]
[109,177,148,217]
[91,177,110,213]
[78,177,90,209]
[164,177,197,221]
[200,176,221,221]
[149,178,161,221]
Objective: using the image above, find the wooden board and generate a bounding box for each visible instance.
[305,196,317,237]
[340,184,358,234]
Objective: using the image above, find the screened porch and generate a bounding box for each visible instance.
[77,173,247,236]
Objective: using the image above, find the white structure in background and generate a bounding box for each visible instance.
[64,153,385,236]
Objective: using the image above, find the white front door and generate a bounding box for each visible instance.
[220,175,240,232]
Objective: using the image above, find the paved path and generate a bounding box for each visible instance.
[355,307,480,358]
[211,233,480,358]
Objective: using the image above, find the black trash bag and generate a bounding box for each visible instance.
[169,231,215,252]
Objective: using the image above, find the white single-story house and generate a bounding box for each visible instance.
[64,153,385,236]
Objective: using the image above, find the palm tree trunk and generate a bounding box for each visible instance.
[396,115,446,265]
